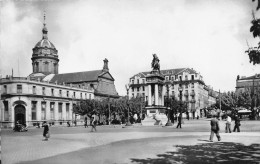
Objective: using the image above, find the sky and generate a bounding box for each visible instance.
[1,0,259,96]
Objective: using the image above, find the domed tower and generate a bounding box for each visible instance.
[31,13,59,76]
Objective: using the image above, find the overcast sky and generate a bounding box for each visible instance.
[1,0,259,96]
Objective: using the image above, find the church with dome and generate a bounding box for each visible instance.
[0,15,119,128]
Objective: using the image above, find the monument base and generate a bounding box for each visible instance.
[142,106,168,126]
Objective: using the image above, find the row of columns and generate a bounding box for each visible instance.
[147,84,163,106]
[7,100,74,127]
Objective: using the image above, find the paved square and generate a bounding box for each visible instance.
[2,119,260,164]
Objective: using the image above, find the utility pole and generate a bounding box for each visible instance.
[219,89,221,111]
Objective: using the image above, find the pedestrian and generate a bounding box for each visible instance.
[186,111,189,120]
[42,121,50,141]
[90,112,97,132]
[233,115,241,132]
[84,117,88,128]
[225,115,232,133]
[209,115,221,142]
[176,114,182,128]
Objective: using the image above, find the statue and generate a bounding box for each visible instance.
[151,54,160,72]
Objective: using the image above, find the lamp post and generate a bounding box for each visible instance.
[165,82,173,126]
[178,85,183,114]
[125,84,132,126]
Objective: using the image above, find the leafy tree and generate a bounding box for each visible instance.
[245,1,260,65]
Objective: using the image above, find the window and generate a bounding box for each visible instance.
[185,84,188,89]
[137,93,139,97]
[58,103,62,120]
[191,75,194,80]
[172,91,175,97]
[175,75,178,80]
[51,89,54,96]
[142,93,145,97]
[131,79,134,84]
[73,92,76,98]
[31,101,37,120]
[143,86,145,91]
[137,87,140,92]
[3,85,7,93]
[4,101,8,121]
[171,76,174,81]
[80,93,82,99]
[191,83,194,88]
[132,87,134,92]
[89,94,92,99]
[50,102,55,120]
[17,85,22,93]
[33,86,36,94]
[137,79,139,84]
[185,75,188,80]
[66,103,70,120]
[59,90,62,97]
[85,93,87,99]
[67,91,69,97]
[132,93,134,97]
[42,87,45,95]
[179,76,182,81]
[41,102,46,120]
[142,79,145,84]
[165,76,169,81]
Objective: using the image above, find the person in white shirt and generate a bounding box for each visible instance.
[225,115,232,133]
[90,112,97,132]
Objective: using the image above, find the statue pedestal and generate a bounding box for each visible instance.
[142,106,168,126]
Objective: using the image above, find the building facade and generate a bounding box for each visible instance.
[236,74,260,93]
[0,15,118,128]
[128,68,217,116]
[0,77,94,128]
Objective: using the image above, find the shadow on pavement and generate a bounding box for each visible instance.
[131,142,260,164]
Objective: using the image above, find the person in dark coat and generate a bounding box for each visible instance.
[42,121,49,141]
[176,114,182,128]
[233,115,241,132]
[209,115,221,142]
[84,117,88,128]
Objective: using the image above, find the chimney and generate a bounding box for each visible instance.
[102,58,109,72]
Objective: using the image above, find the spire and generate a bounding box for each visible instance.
[102,58,109,72]
[42,11,48,39]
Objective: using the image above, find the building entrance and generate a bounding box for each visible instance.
[15,105,26,124]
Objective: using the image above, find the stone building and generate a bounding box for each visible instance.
[0,16,118,128]
[236,74,260,93]
[128,68,217,117]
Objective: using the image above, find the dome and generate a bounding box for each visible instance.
[34,39,56,49]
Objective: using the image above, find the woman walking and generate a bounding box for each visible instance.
[90,112,97,132]
[42,121,50,141]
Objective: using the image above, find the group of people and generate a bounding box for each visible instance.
[209,114,241,142]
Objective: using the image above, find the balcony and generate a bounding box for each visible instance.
[190,99,196,103]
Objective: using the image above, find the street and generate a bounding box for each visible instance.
[2,119,260,164]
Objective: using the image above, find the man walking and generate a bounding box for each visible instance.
[209,115,221,142]
[176,114,182,129]
[233,115,241,132]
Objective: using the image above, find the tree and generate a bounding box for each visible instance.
[245,1,260,65]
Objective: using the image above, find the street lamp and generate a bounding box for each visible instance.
[125,84,132,126]
[165,82,173,126]
[178,85,183,114]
